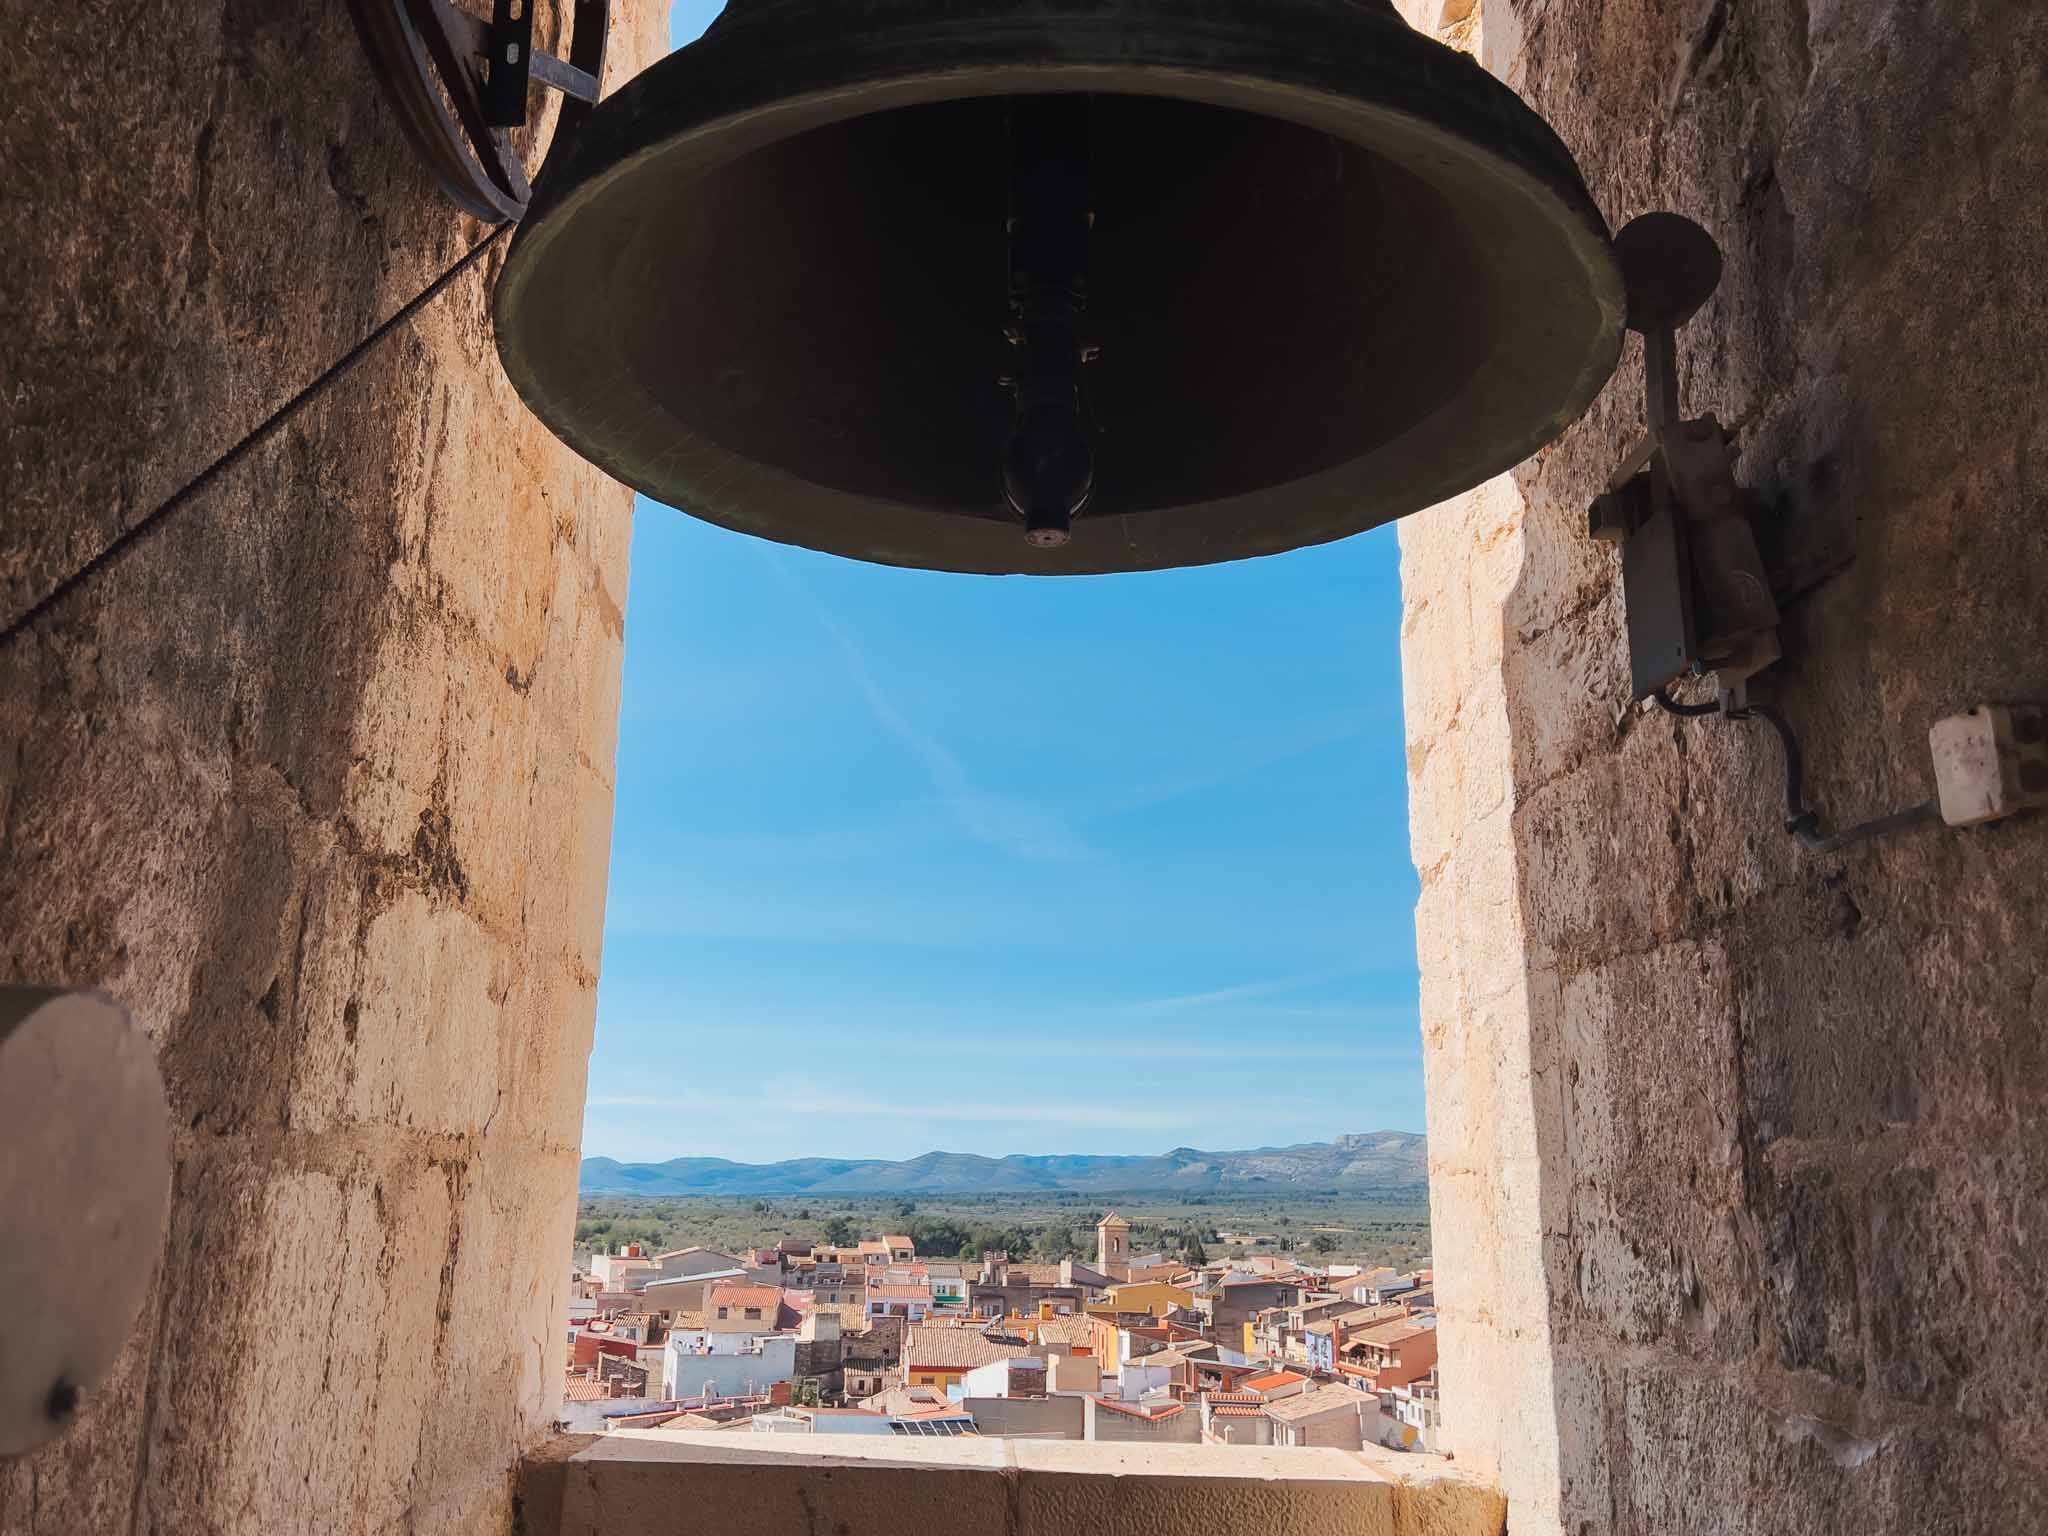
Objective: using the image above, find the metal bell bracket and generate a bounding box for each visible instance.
[1589,213,1781,711]
[347,0,610,222]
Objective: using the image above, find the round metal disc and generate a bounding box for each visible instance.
[0,989,171,1456]
[1613,212,1724,334]
[496,0,1626,574]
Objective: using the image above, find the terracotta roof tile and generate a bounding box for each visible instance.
[992,1263,1067,1286]
[1336,1305,1406,1328]
[1092,1395,1184,1420]
[708,1283,783,1314]
[1266,1384,1370,1422]
[1034,1314,1099,1345]
[1133,1349,1190,1369]
[1350,1318,1435,1346]
[1243,1370,1307,1391]
[802,1302,869,1330]
[905,1326,1034,1371]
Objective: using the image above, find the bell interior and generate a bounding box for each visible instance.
[628,93,1495,519]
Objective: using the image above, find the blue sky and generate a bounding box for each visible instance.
[580,2,1424,1164]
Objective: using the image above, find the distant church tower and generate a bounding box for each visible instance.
[1096,1211,1130,1277]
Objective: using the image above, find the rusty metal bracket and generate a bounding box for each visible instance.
[1590,214,1781,708]
[347,0,609,221]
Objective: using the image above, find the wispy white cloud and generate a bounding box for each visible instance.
[1120,965,1365,1015]
[591,977,1422,1055]
[761,552,1092,863]
[1103,708,1373,818]
[602,888,995,946]
[1127,1040,1420,1065]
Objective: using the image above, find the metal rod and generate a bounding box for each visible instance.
[1643,327,1681,441]
[1730,702,1940,855]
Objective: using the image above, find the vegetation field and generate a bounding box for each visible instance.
[574,1190,1431,1271]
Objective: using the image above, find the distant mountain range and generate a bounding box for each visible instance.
[579,1133,1427,1197]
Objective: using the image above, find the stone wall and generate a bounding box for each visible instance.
[1396,0,2048,1531]
[0,2,666,1531]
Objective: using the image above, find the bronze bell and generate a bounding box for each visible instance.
[494,0,1625,574]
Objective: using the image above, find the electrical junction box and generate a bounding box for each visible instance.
[1929,705,2048,827]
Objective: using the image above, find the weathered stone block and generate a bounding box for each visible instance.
[0,4,663,1530]
[1512,752,1689,974]
[1861,1149,2048,1436]
[1447,805,1530,1004]
[1397,5,2048,1530]
[349,893,509,1136]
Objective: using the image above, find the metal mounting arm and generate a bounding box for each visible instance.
[347,0,610,221]
[1589,214,1781,708]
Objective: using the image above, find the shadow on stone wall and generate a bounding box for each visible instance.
[0,2,668,1531]
[1491,0,2048,1529]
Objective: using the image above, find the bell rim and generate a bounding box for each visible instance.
[497,6,1625,575]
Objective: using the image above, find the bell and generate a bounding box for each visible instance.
[494,0,1625,574]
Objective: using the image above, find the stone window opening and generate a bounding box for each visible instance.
[8,0,2038,1533]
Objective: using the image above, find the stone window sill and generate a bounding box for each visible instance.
[519,1430,1504,1536]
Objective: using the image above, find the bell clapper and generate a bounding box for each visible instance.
[1002,94,1097,549]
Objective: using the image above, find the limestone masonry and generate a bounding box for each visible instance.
[1397,0,2048,1530]
[0,3,667,1529]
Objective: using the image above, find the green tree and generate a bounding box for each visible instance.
[910,1216,973,1257]
[1036,1225,1083,1261]
[823,1214,857,1247]
[1311,1232,1339,1255]
[965,1223,1034,1260]
[1181,1232,1208,1266]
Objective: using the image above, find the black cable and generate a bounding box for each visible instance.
[1651,690,1938,854]
[1729,701,1938,854]
[0,221,513,653]
[1727,702,1819,839]
[1652,686,1723,717]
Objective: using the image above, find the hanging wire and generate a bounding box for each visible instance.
[0,221,513,653]
[1651,685,1724,718]
[1648,686,1938,854]
[1727,700,1939,855]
